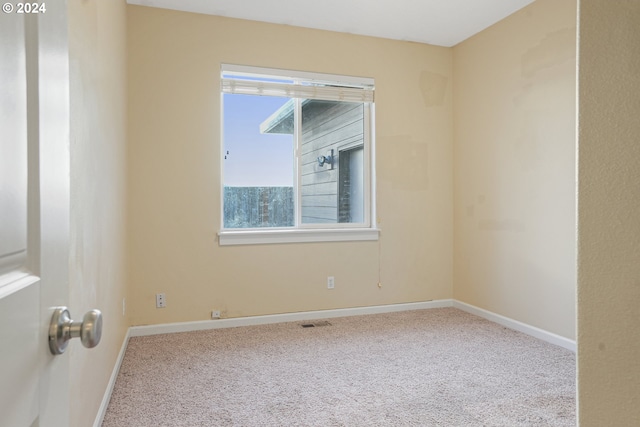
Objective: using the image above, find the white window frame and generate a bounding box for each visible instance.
[218,64,378,246]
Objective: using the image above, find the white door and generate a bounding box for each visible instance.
[1,5,72,427]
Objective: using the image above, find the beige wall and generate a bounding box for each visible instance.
[68,0,128,426]
[577,0,640,424]
[452,0,577,339]
[126,6,453,325]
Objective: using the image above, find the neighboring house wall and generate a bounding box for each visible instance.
[453,0,576,339]
[301,101,364,223]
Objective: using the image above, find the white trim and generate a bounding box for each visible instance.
[218,227,380,246]
[452,300,576,352]
[130,300,452,337]
[370,104,377,225]
[93,328,131,427]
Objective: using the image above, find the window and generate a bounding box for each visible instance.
[219,65,378,245]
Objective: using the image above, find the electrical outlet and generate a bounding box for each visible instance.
[327,276,335,289]
[156,293,166,308]
[211,309,221,319]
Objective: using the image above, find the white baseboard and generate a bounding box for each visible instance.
[93,328,131,427]
[128,300,576,353]
[129,300,454,337]
[452,300,576,352]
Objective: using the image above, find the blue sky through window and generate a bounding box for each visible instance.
[223,94,293,187]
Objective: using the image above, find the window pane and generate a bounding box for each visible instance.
[223,94,294,228]
[300,100,365,224]
[339,146,364,223]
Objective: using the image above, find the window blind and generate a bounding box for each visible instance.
[221,69,374,103]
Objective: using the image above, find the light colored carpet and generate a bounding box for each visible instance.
[102,308,575,426]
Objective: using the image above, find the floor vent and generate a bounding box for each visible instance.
[300,321,331,328]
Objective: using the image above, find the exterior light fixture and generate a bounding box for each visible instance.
[317,149,334,168]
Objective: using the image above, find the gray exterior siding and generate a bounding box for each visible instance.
[300,101,364,223]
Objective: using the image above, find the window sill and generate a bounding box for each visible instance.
[218,228,380,246]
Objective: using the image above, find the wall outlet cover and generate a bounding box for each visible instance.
[327,276,335,289]
[156,293,166,308]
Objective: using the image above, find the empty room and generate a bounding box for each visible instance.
[1,0,638,426]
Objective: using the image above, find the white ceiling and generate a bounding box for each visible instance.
[128,0,535,47]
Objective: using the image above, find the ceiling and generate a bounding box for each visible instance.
[127,0,535,47]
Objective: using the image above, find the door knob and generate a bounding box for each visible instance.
[49,307,103,355]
